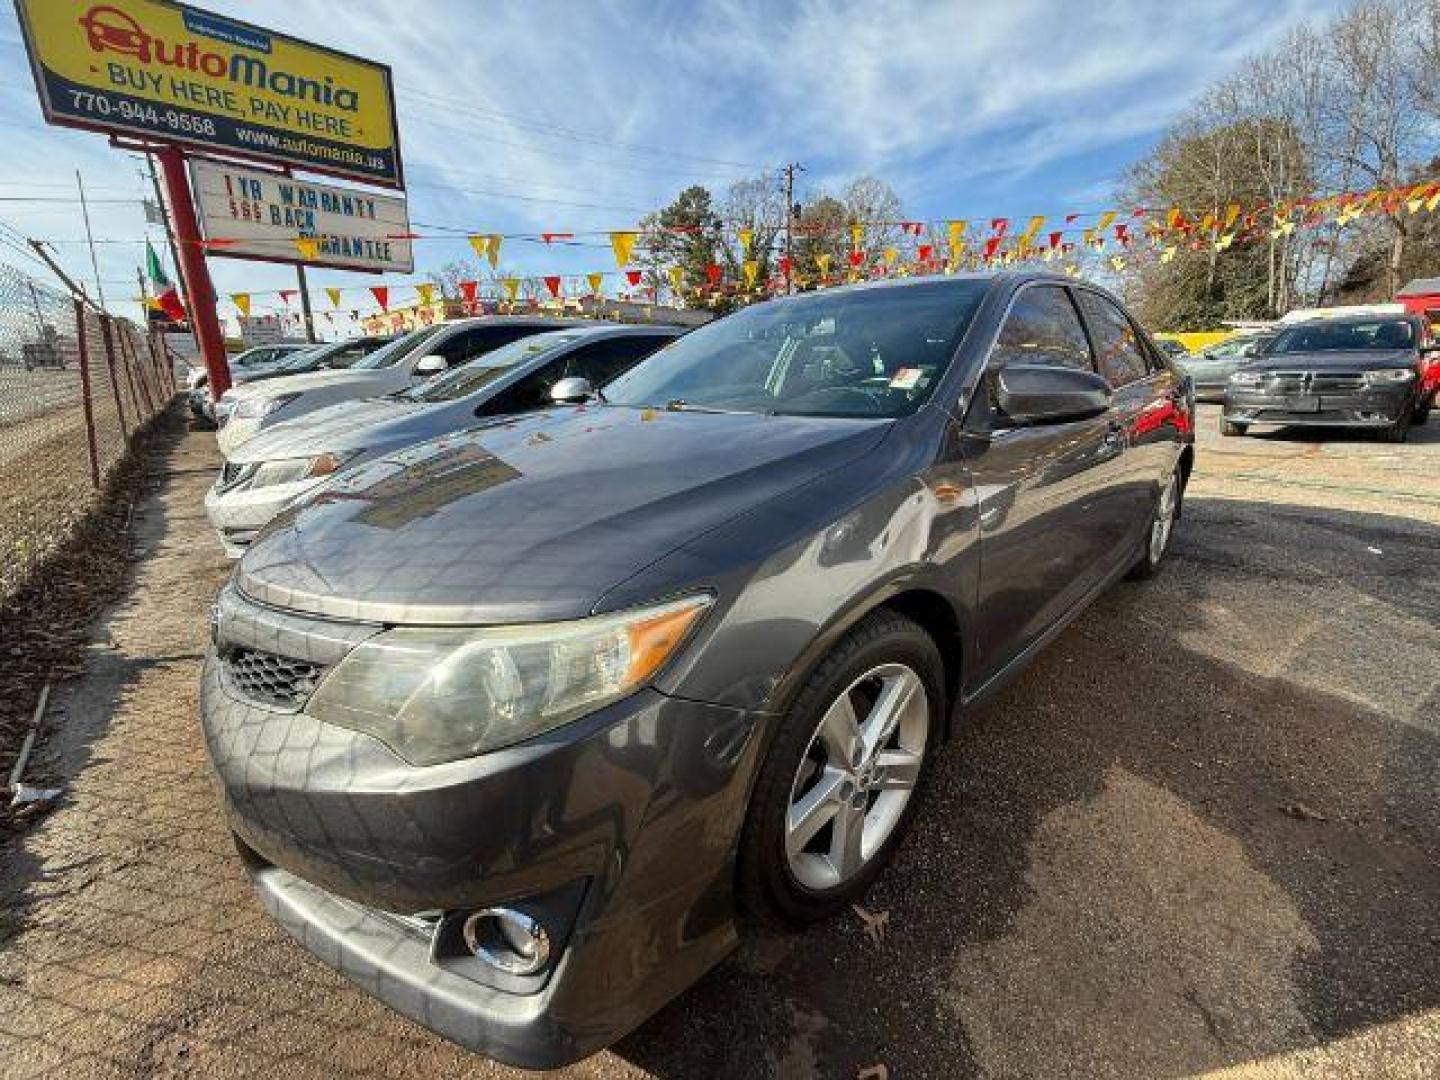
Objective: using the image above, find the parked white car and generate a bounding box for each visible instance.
[205,324,681,556]
[214,317,578,456]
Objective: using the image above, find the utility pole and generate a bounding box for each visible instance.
[295,263,316,342]
[75,170,107,313]
[144,153,186,311]
[781,162,805,295]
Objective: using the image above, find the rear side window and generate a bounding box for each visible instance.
[990,286,1093,371]
[437,326,543,367]
[1075,291,1150,387]
[566,335,672,386]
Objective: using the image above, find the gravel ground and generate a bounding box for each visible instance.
[0,404,1436,1079]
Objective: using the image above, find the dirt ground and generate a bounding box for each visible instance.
[1,405,1437,1079]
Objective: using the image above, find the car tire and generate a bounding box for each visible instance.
[1382,415,1410,443]
[1221,419,1248,437]
[1128,469,1181,580]
[1413,398,1432,425]
[736,609,944,927]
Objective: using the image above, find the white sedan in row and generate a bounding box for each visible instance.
[214,317,579,457]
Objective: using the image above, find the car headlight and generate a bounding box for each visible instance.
[306,594,714,765]
[1229,371,1263,386]
[1362,368,1414,383]
[247,451,357,490]
[234,392,300,420]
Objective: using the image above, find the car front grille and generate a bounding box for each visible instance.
[223,648,325,709]
[1264,371,1366,393]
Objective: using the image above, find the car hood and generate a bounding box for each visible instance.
[224,368,390,400]
[226,398,433,463]
[237,406,892,624]
[1248,349,1417,372]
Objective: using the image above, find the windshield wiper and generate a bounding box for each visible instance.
[663,399,751,414]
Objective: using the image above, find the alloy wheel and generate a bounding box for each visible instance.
[785,663,929,890]
[1149,473,1179,563]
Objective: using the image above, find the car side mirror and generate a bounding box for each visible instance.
[413,354,447,377]
[1420,343,1440,357]
[994,364,1111,425]
[549,376,594,404]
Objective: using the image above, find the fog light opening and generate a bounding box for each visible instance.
[461,908,551,975]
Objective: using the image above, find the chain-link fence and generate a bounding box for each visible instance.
[0,261,180,603]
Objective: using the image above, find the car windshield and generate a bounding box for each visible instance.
[604,281,988,418]
[349,326,444,369]
[1268,319,1415,353]
[400,332,586,403]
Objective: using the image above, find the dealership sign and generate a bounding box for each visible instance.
[190,159,413,273]
[13,0,403,188]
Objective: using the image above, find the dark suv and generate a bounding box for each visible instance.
[201,273,1194,1068]
[1222,313,1434,441]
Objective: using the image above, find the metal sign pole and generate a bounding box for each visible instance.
[155,145,230,399]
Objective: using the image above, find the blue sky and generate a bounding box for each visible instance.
[0,0,1342,331]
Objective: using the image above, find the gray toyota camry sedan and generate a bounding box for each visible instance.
[201,272,1194,1067]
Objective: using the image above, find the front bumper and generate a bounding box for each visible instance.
[204,475,326,558]
[200,590,763,1067]
[1223,384,1413,427]
[216,416,264,456]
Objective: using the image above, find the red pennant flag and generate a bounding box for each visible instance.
[1048,231,1064,249]
[279,290,296,305]
[156,289,186,323]
[370,286,389,310]
[989,218,1009,236]
[543,275,562,297]
[902,221,923,236]
[982,237,1003,261]
[1064,213,1080,225]
[848,250,864,267]
[778,255,792,276]
[625,269,643,286]
[459,280,478,303]
[917,244,933,263]
[705,263,722,285]
[541,233,574,245]
[1114,224,1131,245]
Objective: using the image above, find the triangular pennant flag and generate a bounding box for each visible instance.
[468,234,487,259]
[1160,246,1178,264]
[542,232,574,245]
[502,278,520,301]
[882,247,899,266]
[294,237,320,260]
[325,287,342,309]
[850,223,865,250]
[484,234,502,269]
[1109,255,1126,271]
[459,280,478,306]
[743,259,759,287]
[705,263,723,285]
[279,290,296,306]
[416,283,435,306]
[1096,211,1116,233]
[738,227,753,255]
[917,244,933,263]
[543,275,562,297]
[668,266,684,294]
[587,272,604,296]
[370,286,389,310]
[231,293,251,317]
[625,269,642,286]
[1020,215,1045,242]
[609,231,638,268]
[816,253,832,275]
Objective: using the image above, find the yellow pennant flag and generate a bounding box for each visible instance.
[1160,246,1178,264]
[850,223,865,251]
[667,265,684,294]
[416,283,435,306]
[501,278,520,301]
[1214,233,1235,251]
[609,231,637,268]
[468,234,487,259]
[1020,215,1045,242]
[231,293,251,317]
[738,227,753,255]
[587,272,603,295]
[1224,203,1241,227]
[816,252,833,275]
[1427,189,1440,212]
[1109,255,1126,272]
[882,247,898,266]
[484,234,502,269]
[325,287,342,309]
[947,220,967,250]
[1096,211,1116,233]
[743,259,759,287]
[294,237,320,260]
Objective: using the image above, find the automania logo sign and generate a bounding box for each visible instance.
[78,5,361,112]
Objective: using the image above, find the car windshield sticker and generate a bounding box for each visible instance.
[890,368,924,390]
